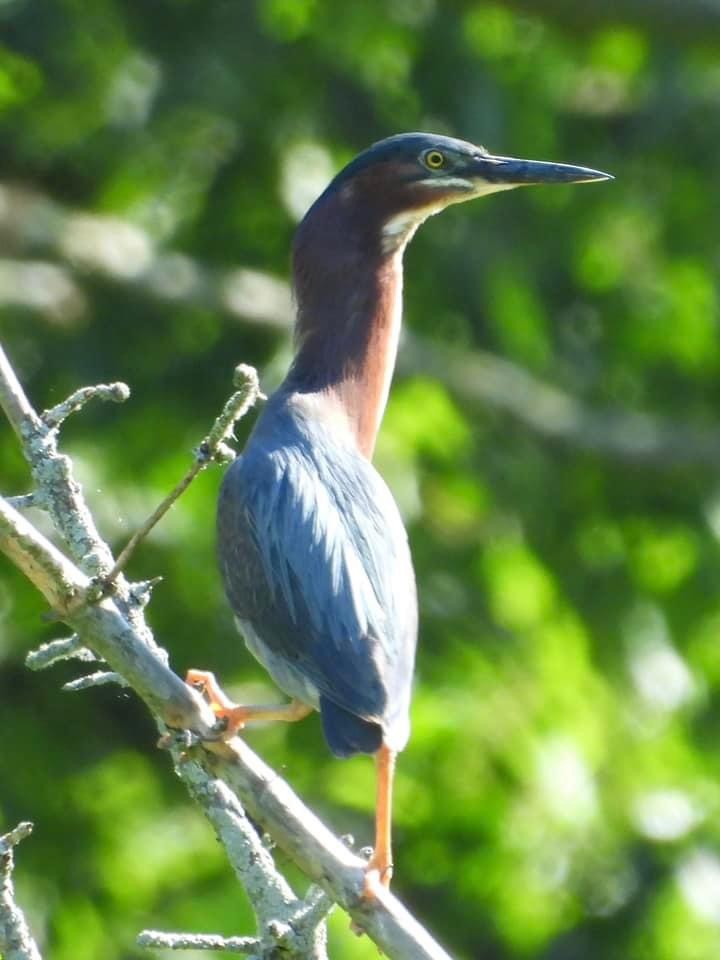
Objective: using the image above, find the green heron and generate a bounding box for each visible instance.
[188,132,611,895]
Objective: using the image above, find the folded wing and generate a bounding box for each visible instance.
[217,423,417,756]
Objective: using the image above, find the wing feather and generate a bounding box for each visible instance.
[217,410,417,743]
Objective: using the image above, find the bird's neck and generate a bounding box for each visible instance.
[285,192,407,459]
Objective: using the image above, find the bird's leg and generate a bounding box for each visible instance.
[185,669,312,737]
[363,744,396,898]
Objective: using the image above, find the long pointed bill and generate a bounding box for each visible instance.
[475,154,613,186]
[383,150,612,248]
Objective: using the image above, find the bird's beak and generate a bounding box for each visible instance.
[473,154,613,186]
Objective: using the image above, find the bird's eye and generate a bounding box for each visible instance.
[423,149,446,170]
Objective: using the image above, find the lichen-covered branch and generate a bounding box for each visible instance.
[0,343,117,580]
[162,761,332,958]
[0,822,43,960]
[42,381,130,429]
[25,635,96,670]
[0,347,454,960]
[137,930,258,953]
[0,493,205,730]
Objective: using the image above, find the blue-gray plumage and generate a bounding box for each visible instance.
[191,132,612,894]
[218,390,416,757]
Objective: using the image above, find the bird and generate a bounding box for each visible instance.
[187,132,612,896]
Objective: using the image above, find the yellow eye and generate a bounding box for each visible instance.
[423,149,446,170]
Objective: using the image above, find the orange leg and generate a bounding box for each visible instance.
[363,744,396,898]
[186,668,312,738]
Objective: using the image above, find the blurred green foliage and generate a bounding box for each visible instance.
[3,0,720,958]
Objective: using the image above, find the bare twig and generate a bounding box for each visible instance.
[0,347,42,440]
[0,343,118,580]
[289,885,335,935]
[62,670,126,692]
[0,824,33,859]
[0,822,43,960]
[104,363,263,584]
[137,931,258,953]
[25,635,96,670]
[42,381,130,429]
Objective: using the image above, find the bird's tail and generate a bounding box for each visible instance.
[320,696,384,758]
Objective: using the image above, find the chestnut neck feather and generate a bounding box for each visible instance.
[285,183,406,459]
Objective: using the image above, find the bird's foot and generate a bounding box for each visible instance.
[185,668,249,738]
[185,668,313,740]
[349,855,393,937]
[362,850,393,900]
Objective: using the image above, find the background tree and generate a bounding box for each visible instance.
[2,1,720,958]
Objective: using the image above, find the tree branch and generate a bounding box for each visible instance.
[161,762,332,958]
[0,343,118,580]
[42,381,130,429]
[137,930,258,952]
[0,493,201,728]
[0,347,455,960]
[25,634,97,670]
[0,822,43,960]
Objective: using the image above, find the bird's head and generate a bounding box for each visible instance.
[314,132,612,253]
